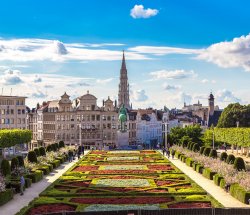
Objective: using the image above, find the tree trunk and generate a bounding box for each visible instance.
[231,144,234,153]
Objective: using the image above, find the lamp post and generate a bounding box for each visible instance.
[212,129,215,149]
[236,121,239,154]
[79,124,82,152]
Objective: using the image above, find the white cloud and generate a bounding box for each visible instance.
[0,38,148,62]
[201,79,209,83]
[30,89,46,99]
[0,69,23,85]
[129,46,201,55]
[96,78,113,84]
[131,89,148,102]
[197,34,250,71]
[150,69,196,80]
[130,5,158,19]
[163,83,181,90]
[215,89,241,103]
[33,75,42,83]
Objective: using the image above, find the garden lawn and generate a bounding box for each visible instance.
[17,150,222,215]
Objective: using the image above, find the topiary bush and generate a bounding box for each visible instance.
[199,146,205,155]
[220,152,228,162]
[233,157,246,171]
[181,136,192,148]
[1,159,11,176]
[59,140,65,148]
[10,157,19,171]
[17,155,24,167]
[226,154,235,164]
[55,143,59,150]
[34,148,40,157]
[39,147,46,156]
[203,147,211,157]
[27,151,38,163]
[209,149,217,159]
[192,143,200,152]
[51,143,57,152]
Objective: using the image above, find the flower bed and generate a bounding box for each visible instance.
[18,150,222,214]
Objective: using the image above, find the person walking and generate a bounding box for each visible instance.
[77,149,81,160]
[162,146,165,156]
[20,174,25,196]
[166,148,170,159]
[171,149,175,159]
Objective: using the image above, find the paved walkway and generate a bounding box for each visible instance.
[1,152,89,215]
[161,152,250,208]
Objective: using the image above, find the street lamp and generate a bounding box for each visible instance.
[212,129,215,149]
[79,124,82,152]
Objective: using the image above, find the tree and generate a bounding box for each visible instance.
[217,103,250,128]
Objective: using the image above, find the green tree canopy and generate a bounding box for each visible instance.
[217,103,250,128]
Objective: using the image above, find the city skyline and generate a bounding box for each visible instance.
[0,0,250,109]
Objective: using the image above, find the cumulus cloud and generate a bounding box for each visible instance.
[163,83,181,90]
[96,78,113,84]
[216,89,241,103]
[33,75,42,83]
[67,81,91,87]
[197,34,250,71]
[150,69,196,80]
[0,38,148,62]
[132,89,148,102]
[30,90,46,98]
[130,5,158,19]
[0,69,23,85]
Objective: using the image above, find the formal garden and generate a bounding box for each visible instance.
[17,150,222,214]
[0,129,75,207]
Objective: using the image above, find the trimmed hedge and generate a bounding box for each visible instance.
[49,160,60,169]
[10,157,19,171]
[37,166,50,175]
[209,149,217,159]
[226,154,235,164]
[26,170,43,183]
[192,143,199,152]
[34,148,40,157]
[185,157,194,167]
[220,152,228,162]
[25,177,32,188]
[213,173,224,186]
[203,147,211,157]
[28,151,38,163]
[0,189,13,206]
[195,164,204,174]
[59,140,65,148]
[1,159,11,176]
[233,157,246,171]
[202,167,216,180]
[230,183,250,204]
[17,155,24,167]
[199,146,205,155]
[39,147,46,156]
[219,178,226,190]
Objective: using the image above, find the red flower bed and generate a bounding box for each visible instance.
[89,170,156,174]
[168,202,211,208]
[147,165,175,170]
[70,196,173,204]
[73,166,99,171]
[28,203,76,215]
[77,189,100,193]
[144,189,168,193]
[156,180,180,186]
[67,181,91,187]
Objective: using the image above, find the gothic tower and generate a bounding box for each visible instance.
[208,92,214,116]
[118,51,130,109]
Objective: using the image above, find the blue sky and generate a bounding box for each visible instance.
[0,0,250,108]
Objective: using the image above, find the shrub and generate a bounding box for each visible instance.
[10,157,19,171]
[202,167,216,180]
[26,170,43,183]
[230,183,250,204]
[51,143,57,152]
[203,147,211,157]
[209,149,217,158]
[17,156,24,167]
[220,152,228,162]
[233,157,246,171]
[226,154,235,164]
[55,143,59,150]
[59,140,65,148]
[199,146,205,155]
[1,159,11,176]
[213,173,224,186]
[27,151,38,163]
[192,143,199,152]
[46,145,52,152]
[181,136,192,148]
[185,157,194,167]
[0,189,13,206]
[34,148,40,157]
[39,147,46,156]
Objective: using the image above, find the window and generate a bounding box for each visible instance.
[16,100,20,105]
[18,109,21,114]
[18,118,21,124]
[112,123,116,129]
[86,115,90,121]
[96,115,100,121]
[1,119,5,124]
[56,115,60,121]
[10,118,14,124]
[91,115,95,121]
[11,109,14,114]
[107,116,111,121]
[77,115,80,121]
[71,134,75,139]
[71,124,74,129]
[1,109,5,115]
[22,118,26,124]
[112,116,115,121]
[102,115,106,120]
[91,105,95,110]
[107,123,111,129]
[22,109,25,114]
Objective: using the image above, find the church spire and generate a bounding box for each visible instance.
[118,50,130,109]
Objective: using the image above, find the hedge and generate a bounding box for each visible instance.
[195,164,204,174]
[202,167,216,180]
[185,157,194,167]
[213,173,224,186]
[39,147,46,156]
[233,157,246,171]
[230,183,250,204]
[10,157,19,171]
[17,155,24,167]
[27,151,38,163]
[1,159,11,176]
[203,147,211,157]
[219,178,226,190]
[199,146,205,155]
[37,166,50,175]
[26,170,43,183]
[0,189,13,206]
[25,177,32,188]
[220,152,228,162]
[209,149,217,159]
[226,154,235,164]
[34,148,40,157]
[49,160,60,169]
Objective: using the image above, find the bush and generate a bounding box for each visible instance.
[39,147,46,156]
[37,166,50,175]
[26,170,43,183]
[220,152,228,162]
[192,143,199,152]
[1,159,11,176]
[199,146,205,155]
[10,157,19,171]
[226,154,235,164]
[0,189,13,206]
[213,173,224,186]
[59,140,65,148]
[181,136,192,148]
[185,157,194,167]
[230,183,250,204]
[209,149,217,158]
[17,155,24,167]
[55,143,59,150]
[25,178,32,188]
[195,164,204,174]
[34,148,40,157]
[202,167,216,180]
[233,157,246,171]
[203,147,211,157]
[46,144,52,152]
[51,143,57,152]
[27,151,38,163]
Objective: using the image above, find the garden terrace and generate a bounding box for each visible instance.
[17,150,221,214]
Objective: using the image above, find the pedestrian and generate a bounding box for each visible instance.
[20,174,25,196]
[223,143,227,152]
[166,148,170,159]
[162,146,165,155]
[77,149,81,160]
[171,149,175,159]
